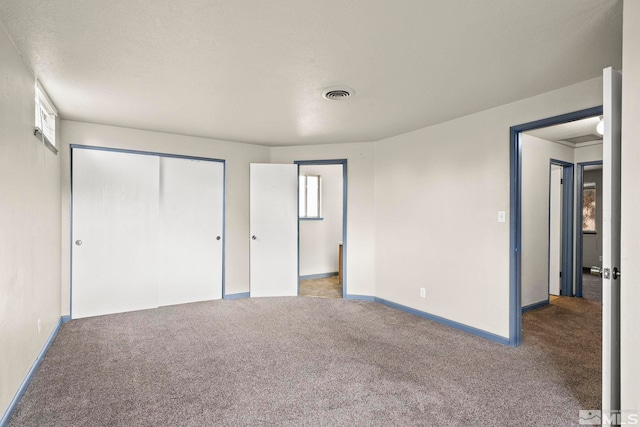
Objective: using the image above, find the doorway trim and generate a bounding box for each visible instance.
[575,160,603,297]
[294,159,347,298]
[509,106,602,346]
[70,144,227,318]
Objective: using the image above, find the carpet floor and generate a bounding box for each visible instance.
[9,295,600,426]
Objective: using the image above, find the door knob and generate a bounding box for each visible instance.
[75,240,83,246]
[252,235,257,240]
[590,266,602,277]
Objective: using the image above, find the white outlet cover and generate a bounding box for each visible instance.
[498,211,506,223]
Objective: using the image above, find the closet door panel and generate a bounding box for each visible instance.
[158,157,224,306]
[72,148,160,319]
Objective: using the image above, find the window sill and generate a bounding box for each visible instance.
[34,129,58,154]
[300,217,324,221]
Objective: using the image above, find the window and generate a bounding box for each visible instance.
[34,81,58,153]
[583,182,596,233]
[299,174,322,219]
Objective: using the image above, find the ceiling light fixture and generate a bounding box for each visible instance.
[322,86,355,100]
[596,116,604,136]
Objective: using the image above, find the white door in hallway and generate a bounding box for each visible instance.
[72,148,160,318]
[602,67,622,413]
[250,163,298,297]
[158,157,224,306]
[548,164,563,296]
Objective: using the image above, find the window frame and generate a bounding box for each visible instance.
[299,174,323,220]
[582,182,597,234]
[34,81,58,154]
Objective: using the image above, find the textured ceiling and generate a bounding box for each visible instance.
[0,0,622,146]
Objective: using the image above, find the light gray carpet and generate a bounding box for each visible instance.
[9,296,600,426]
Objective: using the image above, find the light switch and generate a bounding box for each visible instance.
[498,211,506,223]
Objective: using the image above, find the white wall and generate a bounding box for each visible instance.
[374,77,603,339]
[299,164,343,276]
[60,120,270,313]
[574,143,604,164]
[582,169,603,268]
[520,134,573,307]
[270,143,376,297]
[0,25,62,417]
[620,0,640,413]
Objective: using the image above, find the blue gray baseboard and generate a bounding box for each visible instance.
[373,298,510,345]
[522,299,550,313]
[344,294,375,302]
[345,294,509,345]
[224,292,250,300]
[1,317,64,427]
[299,272,338,281]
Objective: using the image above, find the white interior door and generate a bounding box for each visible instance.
[549,165,563,296]
[158,157,224,306]
[250,163,298,297]
[72,149,160,319]
[602,66,622,413]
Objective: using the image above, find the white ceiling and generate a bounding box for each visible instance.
[526,116,603,146]
[0,0,622,146]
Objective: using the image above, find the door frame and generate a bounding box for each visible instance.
[548,159,575,297]
[70,144,227,317]
[575,160,603,297]
[294,159,347,298]
[509,106,602,346]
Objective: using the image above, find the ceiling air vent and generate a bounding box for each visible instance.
[322,86,354,100]
[560,134,603,144]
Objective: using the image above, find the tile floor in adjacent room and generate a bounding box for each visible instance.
[299,275,342,299]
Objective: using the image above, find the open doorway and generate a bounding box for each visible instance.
[549,163,564,298]
[548,160,574,298]
[295,160,347,299]
[511,107,604,411]
[517,110,603,317]
[577,162,603,302]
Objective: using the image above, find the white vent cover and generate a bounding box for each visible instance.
[322,86,355,100]
[560,134,603,144]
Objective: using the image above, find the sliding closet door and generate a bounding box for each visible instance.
[158,157,224,306]
[72,148,160,319]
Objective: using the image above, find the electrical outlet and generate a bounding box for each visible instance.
[420,288,426,298]
[37,318,41,334]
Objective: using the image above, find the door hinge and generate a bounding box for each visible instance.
[560,178,564,184]
[559,271,562,278]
